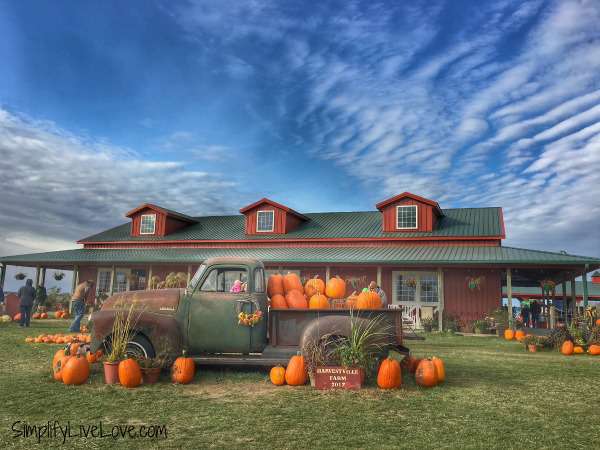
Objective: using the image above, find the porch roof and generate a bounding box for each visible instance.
[502,282,600,298]
[1,246,599,268]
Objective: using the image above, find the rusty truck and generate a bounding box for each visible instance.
[89,257,407,366]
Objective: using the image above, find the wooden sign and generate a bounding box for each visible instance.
[314,366,363,390]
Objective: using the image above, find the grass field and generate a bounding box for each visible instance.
[1,320,599,449]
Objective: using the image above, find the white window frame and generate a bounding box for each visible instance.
[140,214,156,235]
[256,210,275,232]
[396,205,418,230]
[96,268,131,294]
[391,271,439,305]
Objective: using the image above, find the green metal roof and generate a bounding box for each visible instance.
[502,282,600,297]
[78,207,504,242]
[1,246,599,267]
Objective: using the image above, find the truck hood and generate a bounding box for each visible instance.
[101,288,183,315]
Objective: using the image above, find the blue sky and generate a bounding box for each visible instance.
[1,0,599,290]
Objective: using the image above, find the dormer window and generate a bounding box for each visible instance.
[396,205,418,230]
[256,210,274,232]
[140,214,156,234]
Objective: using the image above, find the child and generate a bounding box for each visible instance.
[230,280,242,293]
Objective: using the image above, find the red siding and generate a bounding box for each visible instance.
[443,268,501,323]
[381,198,438,232]
[165,217,190,235]
[130,208,166,237]
[244,205,287,234]
[285,214,303,233]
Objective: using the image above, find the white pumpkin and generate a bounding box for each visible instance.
[1,315,12,322]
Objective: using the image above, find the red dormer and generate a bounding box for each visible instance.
[126,203,197,237]
[239,198,308,235]
[376,192,443,233]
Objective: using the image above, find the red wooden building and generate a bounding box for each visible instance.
[1,192,599,329]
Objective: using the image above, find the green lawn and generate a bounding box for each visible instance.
[1,320,599,449]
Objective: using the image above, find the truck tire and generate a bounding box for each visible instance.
[125,334,155,359]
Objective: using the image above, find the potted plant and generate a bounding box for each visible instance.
[137,353,168,384]
[14,272,26,280]
[473,319,489,334]
[53,272,65,281]
[490,308,509,337]
[103,303,140,384]
[523,335,542,352]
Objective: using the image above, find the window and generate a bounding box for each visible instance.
[256,210,274,232]
[396,205,417,229]
[199,268,248,293]
[97,270,112,294]
[140,214,156,234]
[254,268,265,293]
[419,275,438,303]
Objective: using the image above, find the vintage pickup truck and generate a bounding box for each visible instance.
[90,258,407,366]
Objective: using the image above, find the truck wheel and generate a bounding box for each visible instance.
[125,334,155,359]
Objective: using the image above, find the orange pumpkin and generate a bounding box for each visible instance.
[25,337,34,343]
[573,346,584,354]
[53,355,72,382]
[515,330,526,342]
[283,273,303,294]
[267,274,285,297]
[70,343,81,356]
[13,313,22,321]
[326,276,346,299]
[596,319,600,326]
[61,312,70,319]
[270,294,288,309]
[415,359,438,387]
[345,291,359,309]
[309,294,329,309]
[40,312,48,319]
[172,351,195,384]
[284,354,307,386]
[32,313,41,319]
[504,329,515,340]
[561,340,574,356]
[95,349,104,359]
[86,351,98,364]
[62,355,90,385]
[304,275,325,297]
[52,349,66,368]
[588,344,600,355]
[356,291,382,310]
[431,357,445,383]
[285,290,308,309]
[377,358,402,389]
[55,311,64,319]
[119,358,142,388]
[269,366,286,385]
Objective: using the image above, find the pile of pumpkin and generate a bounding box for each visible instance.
[268,273,383,310]
[269,353,445,389]
[25,333,91,344]
[560,340,600,356]
[9,310,70,322]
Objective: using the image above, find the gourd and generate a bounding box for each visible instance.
[119,358,142,388]
[285,290,308,309]
[284,354,307,386]
[267,274,284,297]
[431,357,445,383]
[415,359,438,387]
[269,366,286,385]
[172,350,195,384]
[270,294,288,309]
[326,276,346,299]
[573,345,584,354]
[356,291,382,310]
[283,273,303,294]
[86,351,98,364]
[377,358,402,389]
[62,355,90,385]
[304,275,325,297]
[561,340,574,355]
[309,294,329,309]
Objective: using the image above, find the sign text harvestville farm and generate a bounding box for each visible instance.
[314,366,363,390]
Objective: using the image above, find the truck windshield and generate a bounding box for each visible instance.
[189,264,207,290]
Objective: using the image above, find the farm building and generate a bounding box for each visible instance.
[1,192,599,328]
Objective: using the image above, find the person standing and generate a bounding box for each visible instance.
[0,285,4,314]
[69,280,93,332]
[521,302,530,328]
[530,300,541,328]
[369,281,388,308]
[18,279,36,327]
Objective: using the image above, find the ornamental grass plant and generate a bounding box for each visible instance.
[105,302,143,363]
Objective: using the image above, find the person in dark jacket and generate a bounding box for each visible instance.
[18,279,36,327]
[521,303,530,328]
[530,300,541,328]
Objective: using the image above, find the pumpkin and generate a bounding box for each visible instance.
[345,291,359,309]
[40,312,48,319]
[356,291,382,310]
[172,350,195,384]
[267,274,285,297]
[573,346,584,354]
[326,276,346,299]
[270,294,288,309]
[32,313,41,319]
[285,290,308,309]
[504,329,515,340]
[55,311,63,319]
[283,272,303,294]
[53,355,72,382]
[431,357,445,383]
[61,312,70,319]
[304,275,325,297]
[415,359,438,387]
[69,343,81,356]
[561,340,574,356]
[588,344,600,355]
[309,294,329,309]
[95,349,104,359]
[1,315,11,322]
[13,313,22,321]
[25,337,34,343]
[34,337,43,343]
[377,357,402,389]
[86,351,98,364]
[52,349,66,368]
[596,319,600,326]
[62,355,90,385]
[119,358,142,388]
[269,366,286,385]
[515,330,526,342]
[284,354,307,386]
[401,355,422,374]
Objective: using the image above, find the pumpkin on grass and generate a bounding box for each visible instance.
[270,294,288,309]
[377,358,402,389]
[32,313,41,320]
[285,353,307,386]
[267,274,284,297]
[285,290,308,309]
[269,366,286,386]
[431,357,445,383]
[356,291,382,310]
[40,312,48,319]
[53,354,72,382]
[172,350,195,384]
[326,276,346,299]
[283,273,303,294]
[588,344,600,355]
[573,346,584,354]
[515,330,526,342]
[62,355,90,385]
[86,351,98,364]
[504,329,515,340]
[13,313,22,322]
[119,358,142,388]
[304,275,325,297]
[561,340,574,356]
[415,359,438,388]
[309,294,329,309]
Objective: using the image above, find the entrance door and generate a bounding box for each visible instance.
[392,271,440,329]
[187,265,252,354]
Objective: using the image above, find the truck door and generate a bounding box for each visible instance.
[187,265,252,354]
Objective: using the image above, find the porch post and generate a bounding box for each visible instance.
[187,265,192,285]
[0,263,6,290]
[570,274,577,317]
[147,266,153,290]
[582,264,589,308]
[437,268,444,332]
[561,279,567,324]
[325,266,331,282]
[70,265,79,314]
[40,268,46,287]
[109,265,116,296]
[376,266,382,287]
[34,266,41,289]
[506,268,513,326]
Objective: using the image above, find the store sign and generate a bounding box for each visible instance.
[314,366,363,390]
